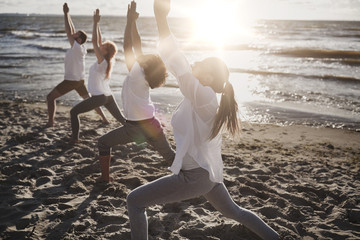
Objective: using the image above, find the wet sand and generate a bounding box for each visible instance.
[0,100,359,239]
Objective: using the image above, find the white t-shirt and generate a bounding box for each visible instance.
[158,35,223,183]
[121,62,155,121]
[64,41,86,81]
[87,59,112,96]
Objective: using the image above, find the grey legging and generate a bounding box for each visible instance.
[98,117,175,162]
[70,94,125,140]
[127,167,279,240]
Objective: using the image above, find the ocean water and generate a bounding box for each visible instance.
[0,14,359,130]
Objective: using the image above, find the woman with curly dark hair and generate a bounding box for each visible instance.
[97,1,175,182]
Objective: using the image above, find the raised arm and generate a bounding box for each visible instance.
[131,19,143,58]
[63,3,76,46]
[123,1,138,71]
[97,23,102,48]
[92,9,105,64]
[154,0,171,39]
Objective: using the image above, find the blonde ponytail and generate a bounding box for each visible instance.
[103,41,118,79]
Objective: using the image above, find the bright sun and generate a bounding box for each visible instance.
[189,0,252,48]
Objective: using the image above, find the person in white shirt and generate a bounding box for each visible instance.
[97,1,175,182]
[126,1,280,240]
[70,9,125,142]
[46,3,108,127]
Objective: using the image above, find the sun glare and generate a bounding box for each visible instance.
[189,0,252,48]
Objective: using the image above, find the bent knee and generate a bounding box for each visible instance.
[98,138,111,155]
[127,189,145,206]
[70,108,76,116]
[47,93,54,102]
[126,191,137,207]
[98,136,109,149]
[47,89,61,102]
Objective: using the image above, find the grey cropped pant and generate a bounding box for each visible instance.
[70,94,125,140]
[98,117,175,163]
[127,167,279,240]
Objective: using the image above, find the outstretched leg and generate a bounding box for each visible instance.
[103,95,126,124]
[47,80,82,127]
[204,183,279,240]
[127,168,216,240]
[46,89,63,127]
[70,95,106,140]
[144,118,175,164]
[80,93,109,124]
[97,125,133,182]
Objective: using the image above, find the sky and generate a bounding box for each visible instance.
[1,0,360,21]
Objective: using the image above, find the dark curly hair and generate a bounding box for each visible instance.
[78,30,87,45]
[137,54,168,89]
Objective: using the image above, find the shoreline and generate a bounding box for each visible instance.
[2,86,360,133]
[1,99,359,239]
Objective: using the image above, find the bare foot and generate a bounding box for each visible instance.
[45,122,54,128]
[69,138,81,144]
[96,175,113,183]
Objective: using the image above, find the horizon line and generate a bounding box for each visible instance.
[1,13,360,22]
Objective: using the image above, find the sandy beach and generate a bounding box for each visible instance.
[0,99,359,240]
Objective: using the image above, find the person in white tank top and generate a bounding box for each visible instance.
[69,9,125,142]
[46,3,108,128]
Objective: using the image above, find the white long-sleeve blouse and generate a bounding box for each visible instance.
[158,35,223,183]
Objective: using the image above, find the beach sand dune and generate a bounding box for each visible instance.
[0,100,359,240]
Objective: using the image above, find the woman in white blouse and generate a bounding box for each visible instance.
[70,9,125,142]
[126,1,279,240]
